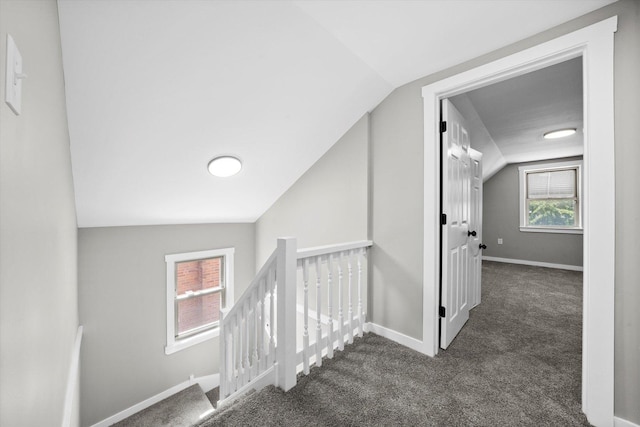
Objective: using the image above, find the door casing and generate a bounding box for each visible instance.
[421,17,617,427]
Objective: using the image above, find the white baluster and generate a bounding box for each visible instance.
[252,290,259,378]
[327,253,334,359]
[315,256,322,367]
[258,279,266,371]
[269,268,276,366]
[302,258,310,375]
[219,314,226,399]
[226,326,233,395]
[231,315,238,393]
[347,250,354,344]
[238,312,245,386]
[244,300,251,383]
[357,249,364,337]
[337,253,344,351]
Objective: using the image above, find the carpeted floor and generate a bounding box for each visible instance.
[198,261,588,426]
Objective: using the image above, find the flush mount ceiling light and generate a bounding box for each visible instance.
[207,156,242,177]
[543,128,577,139]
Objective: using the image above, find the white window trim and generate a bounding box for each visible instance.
[164,247,234,355]
[518,160,583,234]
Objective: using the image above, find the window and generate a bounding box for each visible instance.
[519,160,583,234]
[165,248,234,354]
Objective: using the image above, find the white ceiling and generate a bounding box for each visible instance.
[57,0,614,227]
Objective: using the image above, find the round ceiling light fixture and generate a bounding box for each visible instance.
[543,128,577,139]
[207,156,242,177]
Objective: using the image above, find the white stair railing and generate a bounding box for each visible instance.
[218,238,372,408]
[296,241,371,373]
[218,238,297,406]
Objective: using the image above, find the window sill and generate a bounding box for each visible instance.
[519,226,584,235]
[165,327,219,355]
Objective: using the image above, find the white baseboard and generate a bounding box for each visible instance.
[615,416,640,427]
[91,373,220,427]
[62,326,83,427]
[365,322,425,354]
[482,256,583,272]
[217,367,275,410]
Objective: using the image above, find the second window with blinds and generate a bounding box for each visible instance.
[518,160,583,234]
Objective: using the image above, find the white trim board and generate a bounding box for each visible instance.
[615,416,640,427]
[62,326,83,427]
[365,322,424,354]
[482,256,583,272]
[422,17,616,427]
[91,374,219,427]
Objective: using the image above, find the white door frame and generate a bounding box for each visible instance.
[421,17,617,427]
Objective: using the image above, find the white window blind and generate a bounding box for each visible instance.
[527,169,576,199]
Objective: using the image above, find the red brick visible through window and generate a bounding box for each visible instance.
[176,257,222,335]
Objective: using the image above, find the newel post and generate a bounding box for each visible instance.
[276,237,297,391]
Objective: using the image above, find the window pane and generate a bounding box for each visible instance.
[527,169,576,199]
[177,292,221,336]
[528,199,576,226]
[176,257,222,294]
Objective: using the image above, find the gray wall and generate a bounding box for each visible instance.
[369,0,639,422]
[78,224,255,426]
[482,158,583,267]
[0,1,80,426]
[255,114,369,266]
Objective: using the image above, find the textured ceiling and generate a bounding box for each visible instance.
[57,0,613,227]
[450,56,584,180]
[465,57,583,165]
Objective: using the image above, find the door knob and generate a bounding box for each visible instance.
[468,230,477,237]
[479,244,487,249]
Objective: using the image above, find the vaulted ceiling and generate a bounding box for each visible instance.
[57,0,614,227]
[451,56,583,180]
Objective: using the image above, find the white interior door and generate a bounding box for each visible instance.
[440,99,471,349]
[469,148,483,308]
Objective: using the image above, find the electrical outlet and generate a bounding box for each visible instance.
[498,238,503,245]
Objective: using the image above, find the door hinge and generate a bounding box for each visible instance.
[439,306,446,318]
[440,121,447,133]
[441,213,447,225]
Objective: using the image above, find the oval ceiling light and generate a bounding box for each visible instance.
[543,128,577,139]
[207,156,242,177]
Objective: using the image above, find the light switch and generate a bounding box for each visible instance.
[498,238,503,245]
[5,34,26,115]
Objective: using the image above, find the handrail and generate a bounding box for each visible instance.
[224,249,277,320]
[297,240,372,260]
[62,325,83,427]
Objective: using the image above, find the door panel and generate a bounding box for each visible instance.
[469,148,483,308]
[440,99,471,349]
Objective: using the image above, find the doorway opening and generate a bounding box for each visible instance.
[421,17,616,426]
[440,56,584,349]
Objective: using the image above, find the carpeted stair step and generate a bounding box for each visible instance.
[113,384,214,427]
[205,386,219,408]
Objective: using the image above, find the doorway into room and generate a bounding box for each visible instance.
[439,56,584,349]
[421,17,616,425]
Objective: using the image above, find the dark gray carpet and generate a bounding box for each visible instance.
[205,387,219,408]
[113,384,213,427]
[198,261,589,426]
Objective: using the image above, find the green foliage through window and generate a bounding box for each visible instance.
[528,199,576,226]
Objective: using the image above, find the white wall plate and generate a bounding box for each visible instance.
[5,34,24,115]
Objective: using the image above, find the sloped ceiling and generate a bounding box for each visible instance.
[57,0,613,227]
[451,56,583,180]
